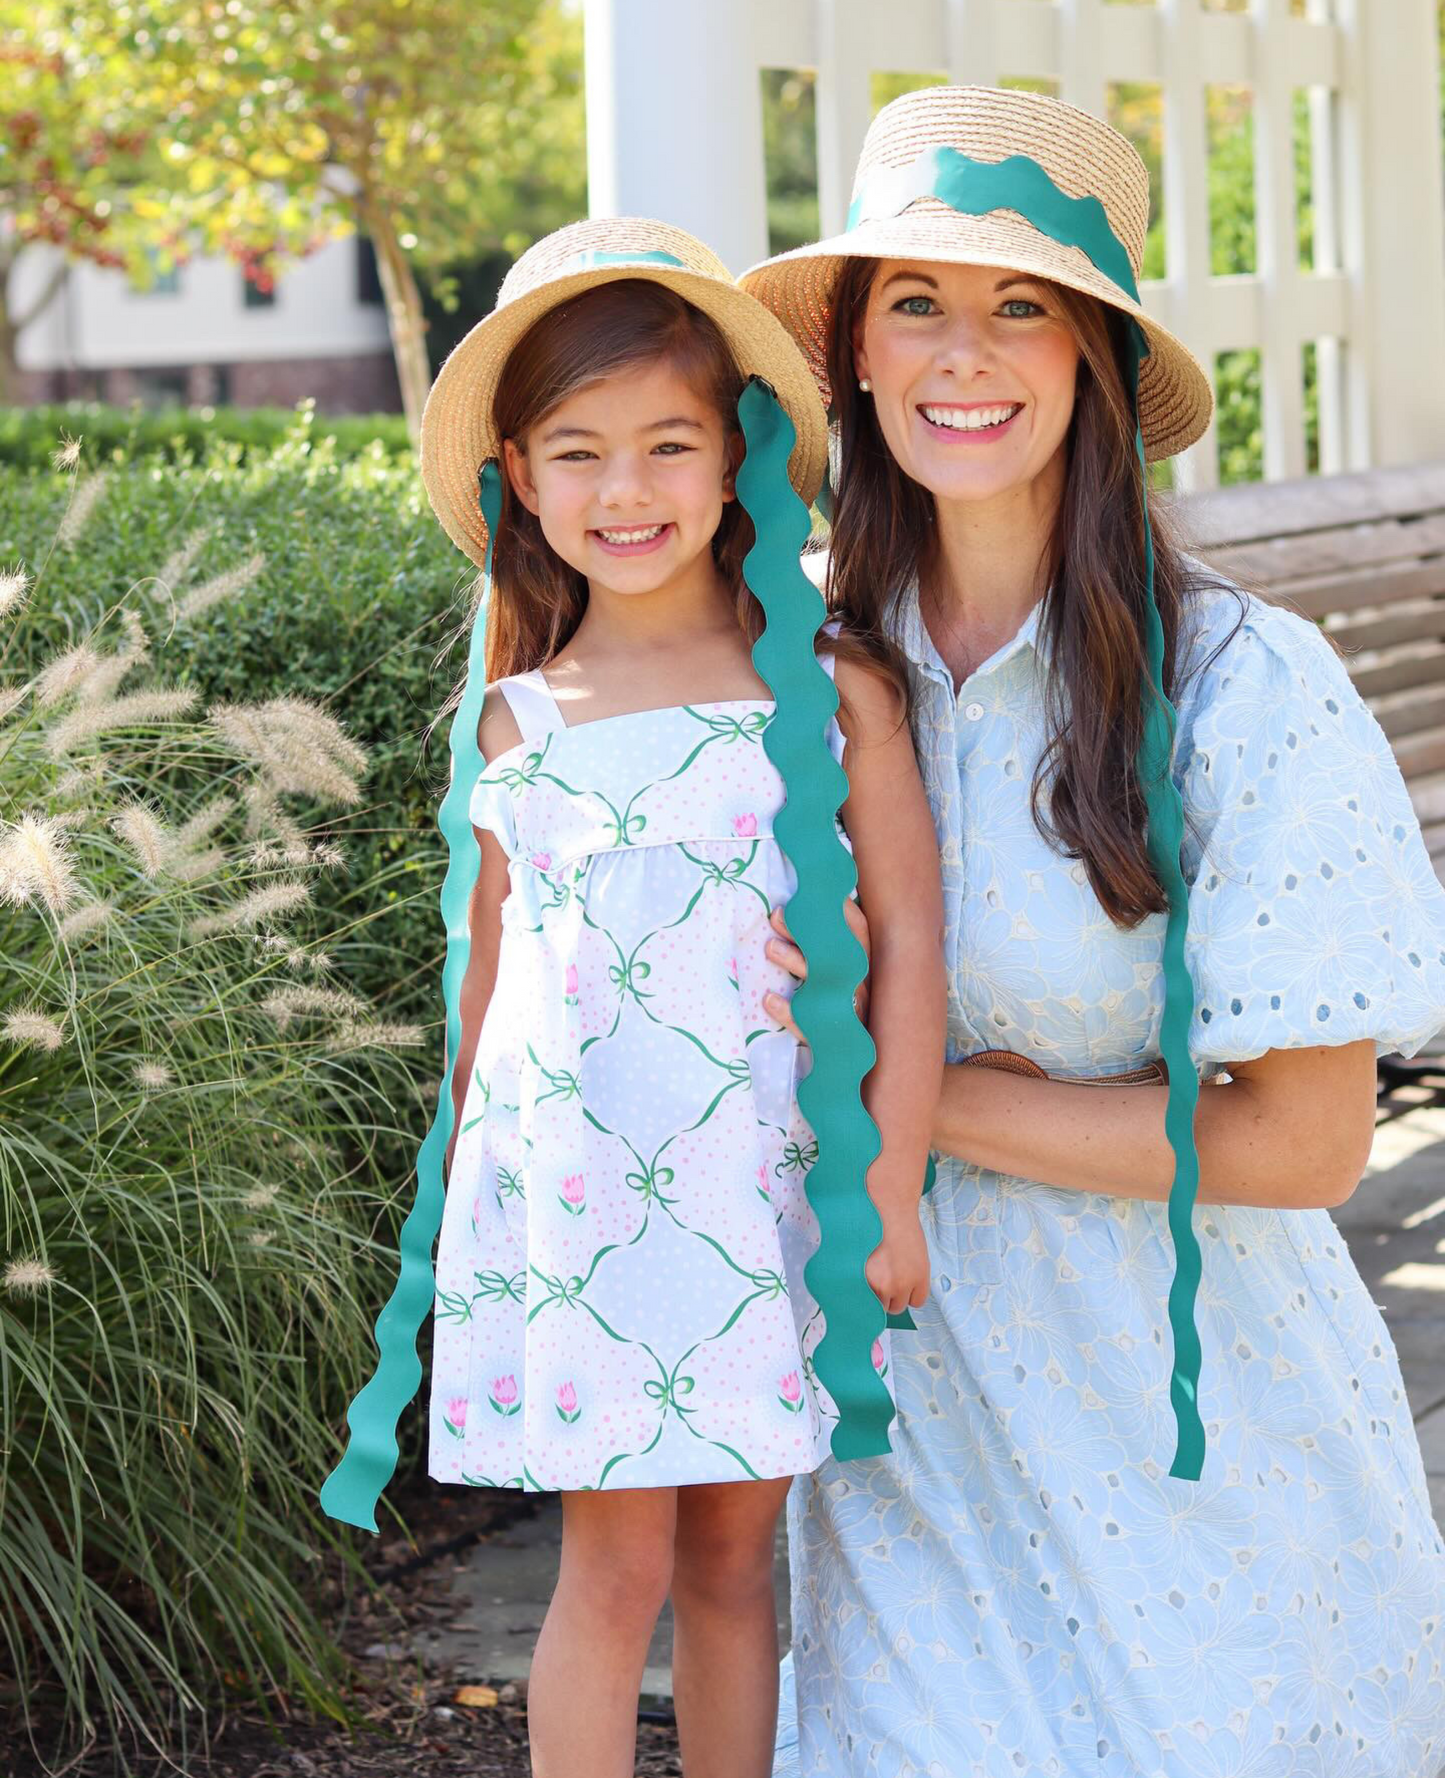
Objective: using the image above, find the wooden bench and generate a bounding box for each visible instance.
[1174,461,1445,1087]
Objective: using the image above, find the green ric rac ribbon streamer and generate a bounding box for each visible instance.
[566,249,687,270]
[848,147,1206,1480]
[735,377,898,1460]
[318,462,504,1531]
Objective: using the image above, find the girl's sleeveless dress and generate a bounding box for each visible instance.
[429,666,890,1493]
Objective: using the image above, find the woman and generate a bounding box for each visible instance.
[742,85,1445,1776]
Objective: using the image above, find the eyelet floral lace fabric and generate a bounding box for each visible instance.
[429,678,890,1492]
[774,582,1445,1777]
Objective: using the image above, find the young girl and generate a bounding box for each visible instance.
[321,220,945,1778]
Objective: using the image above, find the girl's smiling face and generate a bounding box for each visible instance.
[854,259,1081,509]
[503,359,738,596]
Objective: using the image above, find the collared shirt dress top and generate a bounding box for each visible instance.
[429,661,891,1493]
[775,580,1445,1778]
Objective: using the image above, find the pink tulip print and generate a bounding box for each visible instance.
[733,813,758,838]
[530,851,552,872]
[443,1396,468,1439]
[471,1194,485,1241]
[756,1164,772,1203]
[488,1374,520,1417]
[555,1381,580,1424]
[563,963,579,1007]
[558,1173,586,1215]
[872,1336,888,1380]
[727,955,740,991]
[778,1371,803,1413]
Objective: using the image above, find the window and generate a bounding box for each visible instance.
[357,236,385,306]
[243,272,277,309]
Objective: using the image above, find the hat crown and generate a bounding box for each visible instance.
[495,217,732,312]
[853,85,1150,278]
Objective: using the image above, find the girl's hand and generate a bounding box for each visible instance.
[864,1215,930,1316]
[763,901,872,1040]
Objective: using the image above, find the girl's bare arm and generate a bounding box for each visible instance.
[829,658,947,1308]
[443,690,521,1177]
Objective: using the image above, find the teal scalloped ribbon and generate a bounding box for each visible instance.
[318,463,504,1532]
[843,147,1204,1479]
[1124,324,1205,1482]
[736,376,896,1461]
[567,249,687,271]
[847,147,1140,305]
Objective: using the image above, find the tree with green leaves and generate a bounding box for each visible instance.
[117,0,584,436]
[0,23,170,405]
[3,2,585,433]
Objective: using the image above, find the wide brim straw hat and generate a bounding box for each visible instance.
[421,217,829,569]
[741,85,1213,462]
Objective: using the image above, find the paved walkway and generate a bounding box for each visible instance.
[414,1102,1445,1703]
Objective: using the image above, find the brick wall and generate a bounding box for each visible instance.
[21,351,401,415]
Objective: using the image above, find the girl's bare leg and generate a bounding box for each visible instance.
[671,1475,794,1778]
[528,1486,677,1778]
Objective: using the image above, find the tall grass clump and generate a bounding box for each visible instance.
[0,456,439,1770]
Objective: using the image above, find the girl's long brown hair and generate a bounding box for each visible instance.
[428,278,906,752]
[823,257,1243,927]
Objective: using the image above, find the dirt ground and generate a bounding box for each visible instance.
[2,1476,681,1778]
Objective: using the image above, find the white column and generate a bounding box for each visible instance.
[1334,0,1445,469]
[944,0,1003,89]
[1057,0,1108,120]
[814,0,877,238]
[1251,0,1307,480]
[583,0,770,273]
[1158,0,1218,491]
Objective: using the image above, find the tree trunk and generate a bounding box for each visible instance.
[0,246,70,407]
[357,200,431,443]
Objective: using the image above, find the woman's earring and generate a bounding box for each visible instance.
[858,379,872,393]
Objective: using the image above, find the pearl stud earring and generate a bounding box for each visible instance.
[858,378,872,393]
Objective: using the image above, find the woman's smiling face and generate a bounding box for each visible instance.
[854,259,1081,509]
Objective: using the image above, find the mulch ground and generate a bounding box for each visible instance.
[2,1476,682,1778]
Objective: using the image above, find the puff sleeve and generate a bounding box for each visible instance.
[468,763,518,858]
[1175,591,1445,1065]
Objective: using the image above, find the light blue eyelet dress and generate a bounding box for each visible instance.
[774,579,1445,1778]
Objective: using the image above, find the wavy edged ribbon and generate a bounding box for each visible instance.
[318,463,504,1531]
[848,147,1140,306]
[845,147,1205,1480]
[735,377,897,1462]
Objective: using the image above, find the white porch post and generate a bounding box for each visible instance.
[1335,0,1445,469]
[583,0,771,273]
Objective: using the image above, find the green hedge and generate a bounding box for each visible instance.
[1,414,469,1040]
[0,400,412,470]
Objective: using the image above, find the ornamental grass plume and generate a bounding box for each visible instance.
[0,563,31,618]
[0,488,436,1769]
[210,694,369,805]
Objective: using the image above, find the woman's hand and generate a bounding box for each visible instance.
[763,901,872,1039]
[865,1215,931,1316]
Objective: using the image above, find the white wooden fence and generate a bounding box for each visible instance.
[584,0,1445,491]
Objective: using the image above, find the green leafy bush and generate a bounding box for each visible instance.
[0,400,412,471]
[0,439,468,1762]
[2,412,473,1033]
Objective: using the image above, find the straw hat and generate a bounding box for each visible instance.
[420,217,829,568]
[741,85,1213,462]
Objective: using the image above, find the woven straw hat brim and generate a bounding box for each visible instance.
[741,208,1214,463]
[420,264,829,570]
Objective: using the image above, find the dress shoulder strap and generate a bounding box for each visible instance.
[496,669,565,743]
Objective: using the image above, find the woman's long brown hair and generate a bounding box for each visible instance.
[823,257,1244,927]
[427,278,906,752]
